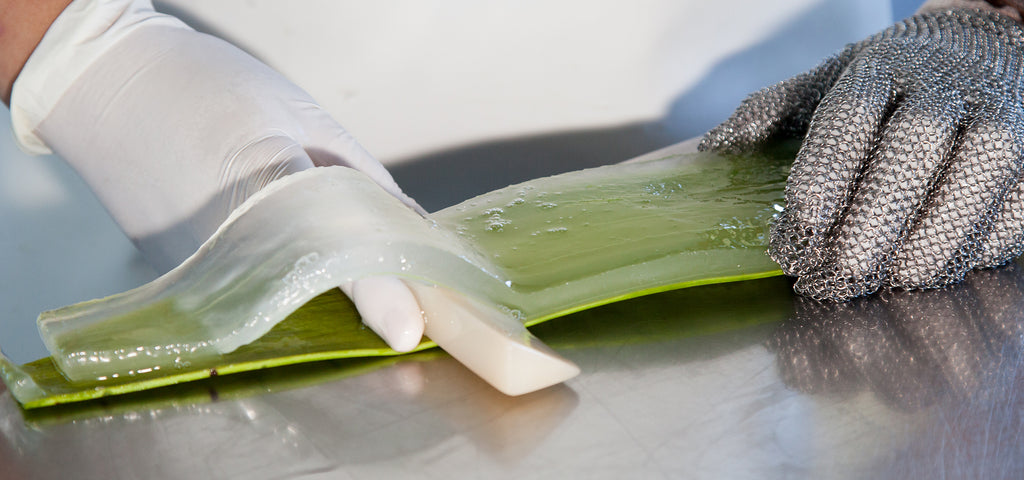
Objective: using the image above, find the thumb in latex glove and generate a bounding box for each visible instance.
[11,0,424,351]
[701,8,1024,301]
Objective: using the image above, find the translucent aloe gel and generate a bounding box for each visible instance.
[38,168,510,383]
[5,147,789,407]
[437,150,789,322]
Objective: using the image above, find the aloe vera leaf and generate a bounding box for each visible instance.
[4,148,790,408]
[531,275,795,349]
[436,149,789,322]
[9,275,794,414]
[3,290,408,408]
[38,167,507,384]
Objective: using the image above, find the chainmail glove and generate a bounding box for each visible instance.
[701,8,1024,301]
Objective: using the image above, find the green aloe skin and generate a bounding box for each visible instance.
[1,147,791,409]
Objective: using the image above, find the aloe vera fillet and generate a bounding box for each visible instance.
[435,150,789,321]
[16,277,793,422]
[1,148,790,408]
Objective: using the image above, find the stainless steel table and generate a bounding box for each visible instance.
[2,264,1023,479]
[3,130,1023,479]
[2,4,955,477]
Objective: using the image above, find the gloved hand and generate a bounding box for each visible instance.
[10,0,425,351]
[700,8,1024,301]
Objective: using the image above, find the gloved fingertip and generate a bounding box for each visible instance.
[358,305,424,352]
[769,216,819,276]
[698,127,744,154]
[343,277,425,351]
[792,265,881,303]
[380,309,425,353]
[696,134,715,153]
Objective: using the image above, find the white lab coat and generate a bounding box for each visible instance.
[0,0,892,361]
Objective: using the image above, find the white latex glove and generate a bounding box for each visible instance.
[10,0,425,351]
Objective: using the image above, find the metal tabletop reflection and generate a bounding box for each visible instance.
[3,261,1024,479]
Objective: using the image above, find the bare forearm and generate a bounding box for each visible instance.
[0,0,72,105]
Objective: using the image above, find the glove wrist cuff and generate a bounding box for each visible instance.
[918,0,1024,22]
[9,0,191,155]
[986,0,1024,21]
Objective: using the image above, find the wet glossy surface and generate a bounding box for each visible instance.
[4,139,1024,478]
[5,2,1018,476]
[3,263,1024,479]
[4,136,1023,478]
[8,149,789,406]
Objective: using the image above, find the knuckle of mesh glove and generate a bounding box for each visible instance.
[697,56,847,154]
[706,8,1024,301]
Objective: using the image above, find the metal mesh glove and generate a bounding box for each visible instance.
[701,8,1024,301]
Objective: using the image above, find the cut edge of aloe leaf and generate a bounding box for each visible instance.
[36,166,503,385]
[522,269,784,327]
[7,346,425,409]
[4,266,783,409]
[3,145,793,408]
